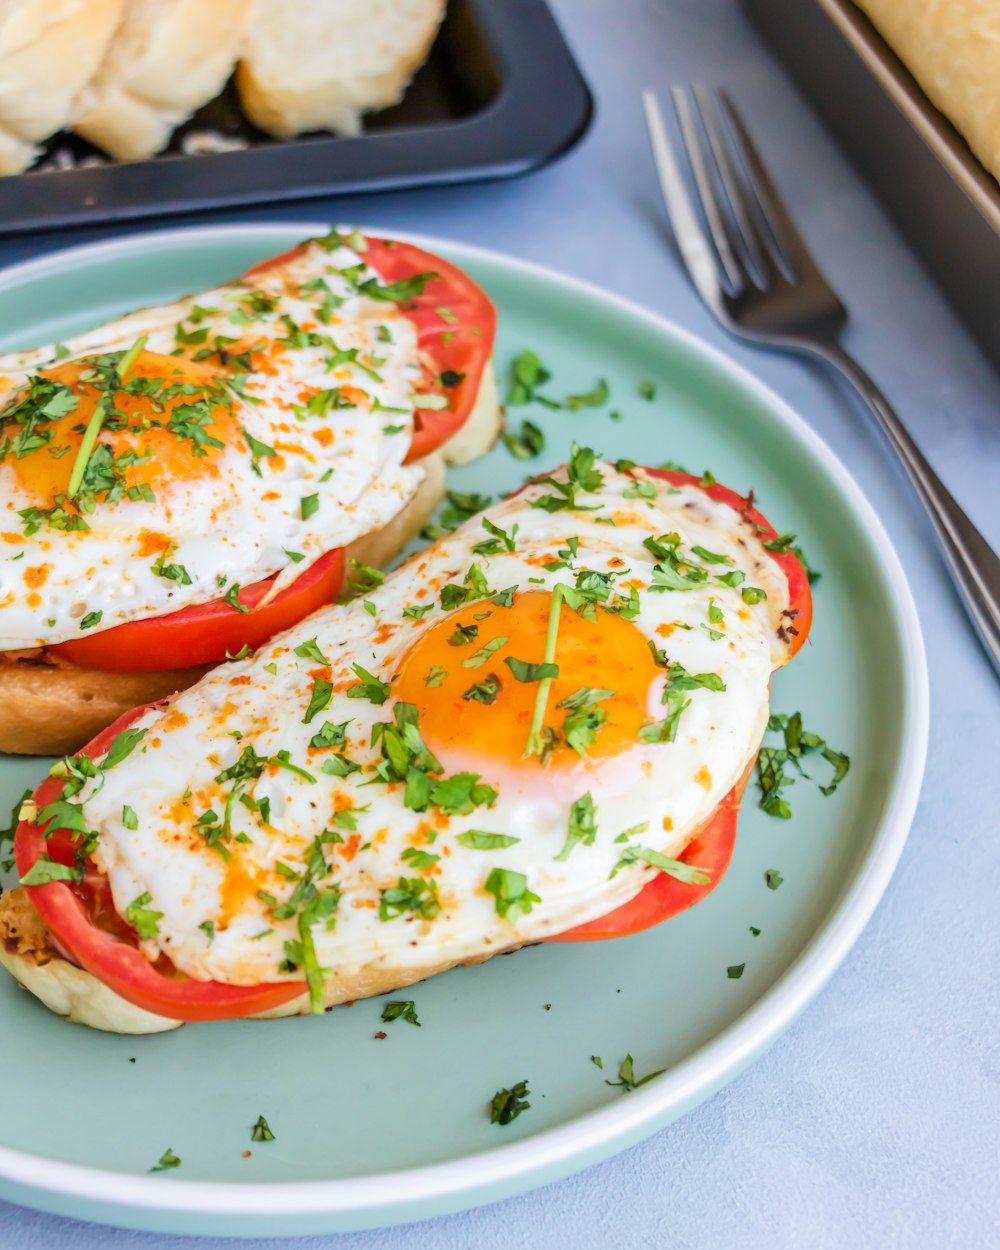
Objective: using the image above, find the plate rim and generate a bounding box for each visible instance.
[0,222,929,1222]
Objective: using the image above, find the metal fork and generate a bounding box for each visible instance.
[644,86,1000,677]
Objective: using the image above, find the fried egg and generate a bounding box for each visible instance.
[0,233,429,649]
[68,458,795,999]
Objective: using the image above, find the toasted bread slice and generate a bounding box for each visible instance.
[236,0,445,139]
[0,0,125,174]
[72,0,252,161]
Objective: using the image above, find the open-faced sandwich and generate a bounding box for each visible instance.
[0,452,811,1033]
[0,228,499,754]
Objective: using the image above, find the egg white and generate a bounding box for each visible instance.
[72,461,793,989]
[0,236,427,648]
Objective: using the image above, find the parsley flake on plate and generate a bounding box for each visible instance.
[381,1000,421,1027]
[604,1054,665,1092]
[490,1080,531,1125]
[251,1115,276,1143]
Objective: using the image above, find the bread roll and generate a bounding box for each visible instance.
[854,0,1000,185]
[236,0,445,139]
[0,0,125,174]
[72,0,252,161]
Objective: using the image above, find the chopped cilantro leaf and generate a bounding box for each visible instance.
[484,867,540,922]
[381,1000,421,1026]
[456,830,519,850]
[251,1115,276,1143]
[490,1080,531,1125]
[605,1054,664,1092]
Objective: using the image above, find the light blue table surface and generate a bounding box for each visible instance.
[1,1,998,1246]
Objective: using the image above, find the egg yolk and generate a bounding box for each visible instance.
[394,590,660,771]
[5,351,238,506]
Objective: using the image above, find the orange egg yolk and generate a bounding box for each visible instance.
[394,590,660,771]
[5,351,238,506]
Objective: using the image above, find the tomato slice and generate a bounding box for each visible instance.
[48,548,345,673]
[549,787,739,942]
[242,234,497,463]
[14,706,305,1022]
[549,466,812,941]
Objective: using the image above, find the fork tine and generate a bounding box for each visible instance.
[713,89,822,280]
[691,85,775,287]
[641,90,733,311]
[668,86,746,294]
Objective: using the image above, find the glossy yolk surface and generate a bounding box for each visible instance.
[394,590,660,770]
[7,352,238,505]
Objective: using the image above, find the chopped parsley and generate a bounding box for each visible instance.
[484,867,540,922]
[503,418,546,460]
[765,868,784,890]
[556,687,614,758]
[302,676,334,723]
[149,1148,181,1173]
[757,712,851,817]
[463,635,509,668]
[18,857,82,886]
[564,378,609,410]
[490,1080,531,1125]
[464,673,501,704]
[504,656,559,684]
[605,1054,664,1092]
[456,830,520,850]
[381,1000,421,1027]
[639,663,725,744]
[294,637,331,665]
[727,963,746,979]
[507,351,557,407]
[345,664,390,705]
[379,876,441,922]
[251,1115,276,1142]
[126,892,163,940]
[610,844,709,886]
[555,792,597,861]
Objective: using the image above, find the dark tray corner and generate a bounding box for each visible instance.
[0,0,593,236]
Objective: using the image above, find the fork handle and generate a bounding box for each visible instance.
[809,341,1000,676]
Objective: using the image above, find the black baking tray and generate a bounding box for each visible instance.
[740,0,1000,374]
[0,0,592,235]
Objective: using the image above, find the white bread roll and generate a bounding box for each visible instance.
[854,0,1000,185]
[236,0,446,139]
[0,0,125,174]
[72,0,252,161]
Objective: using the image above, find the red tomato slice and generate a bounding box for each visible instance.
[242,234,497,463]
[549,787,739,942]
[549,466,813,941]
[49,549,345,673]
[15,706,305,1022]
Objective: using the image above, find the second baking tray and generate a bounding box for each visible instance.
[0,0,593,235]
[740,0,1000,374]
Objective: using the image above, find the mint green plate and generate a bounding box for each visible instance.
[0,225,927,1236]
